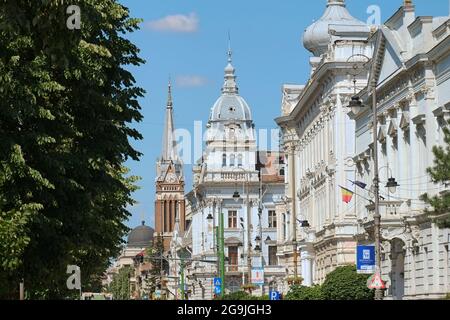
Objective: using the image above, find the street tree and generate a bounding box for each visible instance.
[421,120,450,228]
[145,234,167,298]
[0,0,144,298]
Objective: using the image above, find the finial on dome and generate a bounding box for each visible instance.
[222,33,238,94]
[327,0,345,7]
[403,0,413,7]
[228,30,232,64]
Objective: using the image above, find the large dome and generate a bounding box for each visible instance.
[209,48,253,122]
[303,0,367,56]
[210,94,252,122]
[127,221,154,248]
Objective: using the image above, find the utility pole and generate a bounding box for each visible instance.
[246,180,252,286]
[371,79,383,301]
[288,145,298,279]
[180,259,185,300]
[219,207,225,297]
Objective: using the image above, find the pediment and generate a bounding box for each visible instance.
[377,37,403,85]
[370,29,404,87]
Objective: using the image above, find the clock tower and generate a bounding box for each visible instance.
[155,82,186,251]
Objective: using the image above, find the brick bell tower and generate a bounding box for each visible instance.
[155,81,186,252]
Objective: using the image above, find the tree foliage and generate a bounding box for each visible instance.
[145,234,167,297]
[0,0,144,298]
[285,265,374,300]
[321,265,374,300]
[108,266,132,300]
[285,285,324,300]
[421,121,450,228]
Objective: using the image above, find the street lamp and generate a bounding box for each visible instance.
[348,96,364,115]
[232,167,253,286]
[386,177,399,194]
[254,236,262,252]
[298,220,310,228]
[345,45,397,300]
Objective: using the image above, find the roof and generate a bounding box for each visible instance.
[127,221,154,248]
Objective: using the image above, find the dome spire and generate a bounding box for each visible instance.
[303,0,367,56]
[222,33,238,94]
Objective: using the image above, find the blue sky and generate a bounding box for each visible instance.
[119,0,450,229]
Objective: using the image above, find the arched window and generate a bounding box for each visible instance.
[238,154,243,167]
[230,154,235,167]
[222,154,227,167]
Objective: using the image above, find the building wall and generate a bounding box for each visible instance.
[353,8,450,299]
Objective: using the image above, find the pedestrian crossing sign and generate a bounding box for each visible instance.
[367,272,386,290]
[214,278,222,287]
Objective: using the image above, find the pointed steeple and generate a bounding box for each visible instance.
[167,77,173,108]
[222,35,238,94]
[161,80,177,161]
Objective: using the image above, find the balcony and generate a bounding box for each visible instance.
[365,200,404,221]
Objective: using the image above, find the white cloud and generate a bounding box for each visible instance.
[147,13,199,33]
[175,75,209,88]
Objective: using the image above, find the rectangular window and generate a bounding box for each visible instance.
[268,246,278,266]
[228,246,238,271]
[228,210,237,229]
[268,210,277,228]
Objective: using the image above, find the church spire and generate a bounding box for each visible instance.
[222,34,238,94]
[167,77,173,108]
[161,80,177,161]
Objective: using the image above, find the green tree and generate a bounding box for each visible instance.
[108,266,132,300]
[0,0,144,298]
[285,285,324,300]
[321,265,374,300]
[421,121,450,228]
[145,234,166,298]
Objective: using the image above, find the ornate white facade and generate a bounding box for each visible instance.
[181,50,286,299]
[352,3,450,299]
[275,0,372,287]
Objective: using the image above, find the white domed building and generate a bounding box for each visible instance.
[182,48,286,300]
[275,0,372,288]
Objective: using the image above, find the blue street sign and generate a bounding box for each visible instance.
[214,277,222,295]
[357,245,375,274]
[213,277,222,287]
[269,291,281,301]
[214,286,222,295]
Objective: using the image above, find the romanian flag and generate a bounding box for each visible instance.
[340,186,354,204]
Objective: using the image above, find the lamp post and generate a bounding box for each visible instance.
[232,167,253,286]
[207,202,225,298]
[346,52,400,300]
